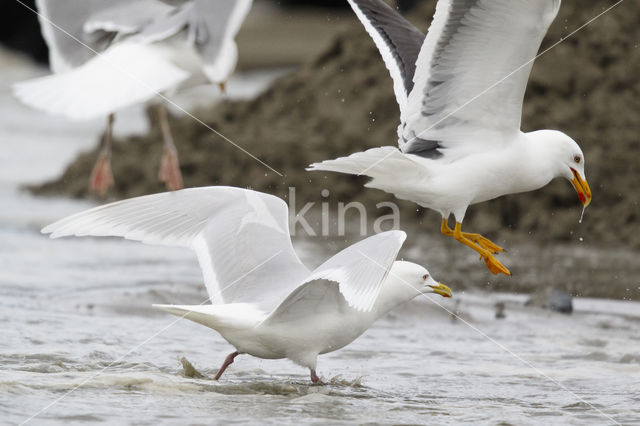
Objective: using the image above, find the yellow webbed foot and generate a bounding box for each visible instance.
[463,232,505,254]
[450,222,511,276]
[483,254,511,276]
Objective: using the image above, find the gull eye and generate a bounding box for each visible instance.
[422,274,429,280]
[574,155,581,164]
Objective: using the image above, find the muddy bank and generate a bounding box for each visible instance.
[30,2,640,282]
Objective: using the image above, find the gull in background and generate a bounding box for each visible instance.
[14,0,253,196]
[42,186,452,383]
[309,0,592,276]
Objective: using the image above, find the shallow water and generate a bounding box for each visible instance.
[1,50,640,425]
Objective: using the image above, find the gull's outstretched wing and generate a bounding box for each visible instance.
[191,0,253,82]
[347,0,425,112]
[13,42,189,120]
[42,187,310,311]
[36,0,119,72]
[36,0,164,72]
[401,0,561,156]
[83,0,176,37]
[264,231,407,326]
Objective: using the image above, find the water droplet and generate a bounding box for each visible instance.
[579,237,584,242]
[578,206,586,224]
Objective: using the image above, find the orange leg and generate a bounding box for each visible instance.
[157,104,184,191]
[441,219,511,276]
[214,351,239,381]
[310,369,324,384]
[441,218,454,236]
[89,114,115,197]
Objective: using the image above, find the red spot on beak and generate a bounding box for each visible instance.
[578,192,586,204]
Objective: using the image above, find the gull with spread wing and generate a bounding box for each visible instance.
[42,186,452,383]
[14,0,252,196]
[308,0,592,275]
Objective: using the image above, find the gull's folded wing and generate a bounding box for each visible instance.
[42,187,310,311]
[401,0,561,155]
[264,231,407,325]
[347,0,425,112]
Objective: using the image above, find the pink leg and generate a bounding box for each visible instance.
[157,103,184,191]
[89,114,115,197]
[214,351,239,381]
[310,369,324,384]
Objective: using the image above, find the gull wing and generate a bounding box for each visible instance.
[190,0,253,82]
[42,187,310,311]
[13,42,189,120]
[36,0,123,72]
[83,0,176,37]
[126,2,194,45]
[263,231,407,326]
[36,0,171,73]
[401,0,561,156]
[347,0,425,112]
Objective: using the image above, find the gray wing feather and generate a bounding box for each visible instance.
[419,0,481,118]
[128,3,193,45]
[348,0,425,97]
[36,0,125,71]
[401,0,562,155]
[192,0,252,63]
[36,0,177,72]
[84,0,176,36]
[155,0,189,6]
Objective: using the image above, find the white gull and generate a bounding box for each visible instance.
[14,0,252,195]
[42,186,452,383]
[308,0,592,276]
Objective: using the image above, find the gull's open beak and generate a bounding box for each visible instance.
[570,168,592,207]
[429,283,453,298]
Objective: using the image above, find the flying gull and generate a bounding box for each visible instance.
[42,186,453,383]
[309,0,592,276]
[14,0,253,196]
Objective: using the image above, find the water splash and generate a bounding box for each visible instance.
[180,357,205,379]
[579,206,586,224]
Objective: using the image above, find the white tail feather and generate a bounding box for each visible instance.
[153,303,265,330]
[307,147,425,182]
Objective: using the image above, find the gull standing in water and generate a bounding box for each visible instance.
[309,0,592,276]
[14,0,253,196]
[42,186,452,383]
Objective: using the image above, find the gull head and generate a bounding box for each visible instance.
[556,133,591,208]
[532,130,592,207]
[388,261,452,300]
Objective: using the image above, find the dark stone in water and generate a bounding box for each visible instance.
[549,290,573,314]
[525,288,573,314]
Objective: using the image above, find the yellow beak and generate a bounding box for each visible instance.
[571,168,592,207]
[429,283,453,298]
[218,81,227,93]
